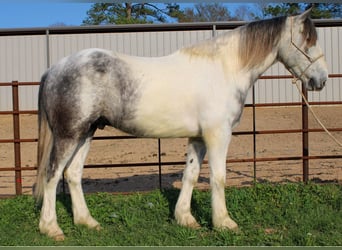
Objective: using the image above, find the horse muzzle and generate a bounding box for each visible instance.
[306,75,327,91]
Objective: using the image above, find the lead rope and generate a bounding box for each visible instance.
[292,78,342,147]
[289,16,342,147]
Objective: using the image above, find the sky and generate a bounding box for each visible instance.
[0,2,256,29]
[0,3,93,28]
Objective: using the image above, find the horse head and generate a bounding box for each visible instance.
[278,8,328,91]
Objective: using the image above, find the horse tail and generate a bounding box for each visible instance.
[34,72,53,202]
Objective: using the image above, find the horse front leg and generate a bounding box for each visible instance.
[175,137,206,228]
[203,126,238,230]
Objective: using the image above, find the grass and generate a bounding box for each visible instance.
[0,183,341,246]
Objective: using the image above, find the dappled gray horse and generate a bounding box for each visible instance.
[35,9,328,240]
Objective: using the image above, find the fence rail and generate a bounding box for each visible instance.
[0,77,341,196]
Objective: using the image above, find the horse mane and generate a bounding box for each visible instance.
[239,16,318,69]
[238,16,287,69]
[303,17,317,47]
[180,15,317,69]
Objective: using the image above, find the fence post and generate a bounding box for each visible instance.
[158,138,162,190]
[12,81,22,195]
[301,82,309,183]
[252,85,257,183]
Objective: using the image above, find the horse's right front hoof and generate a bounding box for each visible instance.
[39,223,65,241]
[94,224,102,231]
[213,216,239,231]
[53,233,65,241]
[41,230,65,241]
[175,213,201,229]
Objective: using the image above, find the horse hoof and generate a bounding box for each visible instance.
[187,221,201,229]
[176,213,201,229]
[40,224,65,241]
[94,224,102,231]
[225,224,240,233]
[53,234,65,241]
[214,217,239,231]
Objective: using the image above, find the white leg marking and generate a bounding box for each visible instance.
[39,140,78,241]
[65,138,101,230]
[39,166,66,241]
[175,138,206,228]
[204,126,238,230]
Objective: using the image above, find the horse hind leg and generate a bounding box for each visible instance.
[39,137,80,241]
[39,166,65,241]
[64,136,101,231]
[175,137,206,228]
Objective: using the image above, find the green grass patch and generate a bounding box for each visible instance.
[0,183,341,246]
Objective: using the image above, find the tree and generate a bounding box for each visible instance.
[234,5,257,21]
[82,3,174,25]
[165,3,187,22]
[175,3,236,22]
[83,3,244,25]
[311,3,342,19]
[83,3,342,26]
[262,3,342,19]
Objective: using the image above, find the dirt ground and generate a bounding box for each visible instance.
[0,106,341,196]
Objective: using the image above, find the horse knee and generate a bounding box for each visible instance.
[183,165,200,185]
[64,170,80,187]
[183,157,201,184]
[210,175,226,190]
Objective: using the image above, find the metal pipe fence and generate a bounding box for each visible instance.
[0,74,341,197]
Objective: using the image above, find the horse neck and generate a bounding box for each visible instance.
[180,28,281,85]
[232,21,286,83]
[246,48,279,83]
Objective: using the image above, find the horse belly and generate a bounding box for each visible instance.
[132,89,201,138]
[133,114,200,138]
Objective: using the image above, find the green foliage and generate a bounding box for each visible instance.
[82,3,174,25]
[262,3,342,19]
[82,3,240,25]
[0,183,341,246]
[177,3,236,23]
[82,3,341,26]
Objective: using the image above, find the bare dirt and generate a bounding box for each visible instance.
[0,106,341,196]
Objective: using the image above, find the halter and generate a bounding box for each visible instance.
[289,18,342,147]
[289,17,324,84]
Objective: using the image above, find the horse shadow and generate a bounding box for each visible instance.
[52,166,257,223]
[53,170,212,226]
[56,169,214,194]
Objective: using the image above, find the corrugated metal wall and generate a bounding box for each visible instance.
[0,35,47,110]
[49,30,212,60]
[0,23,341,111]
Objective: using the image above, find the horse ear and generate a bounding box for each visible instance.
[296,7,313,22]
